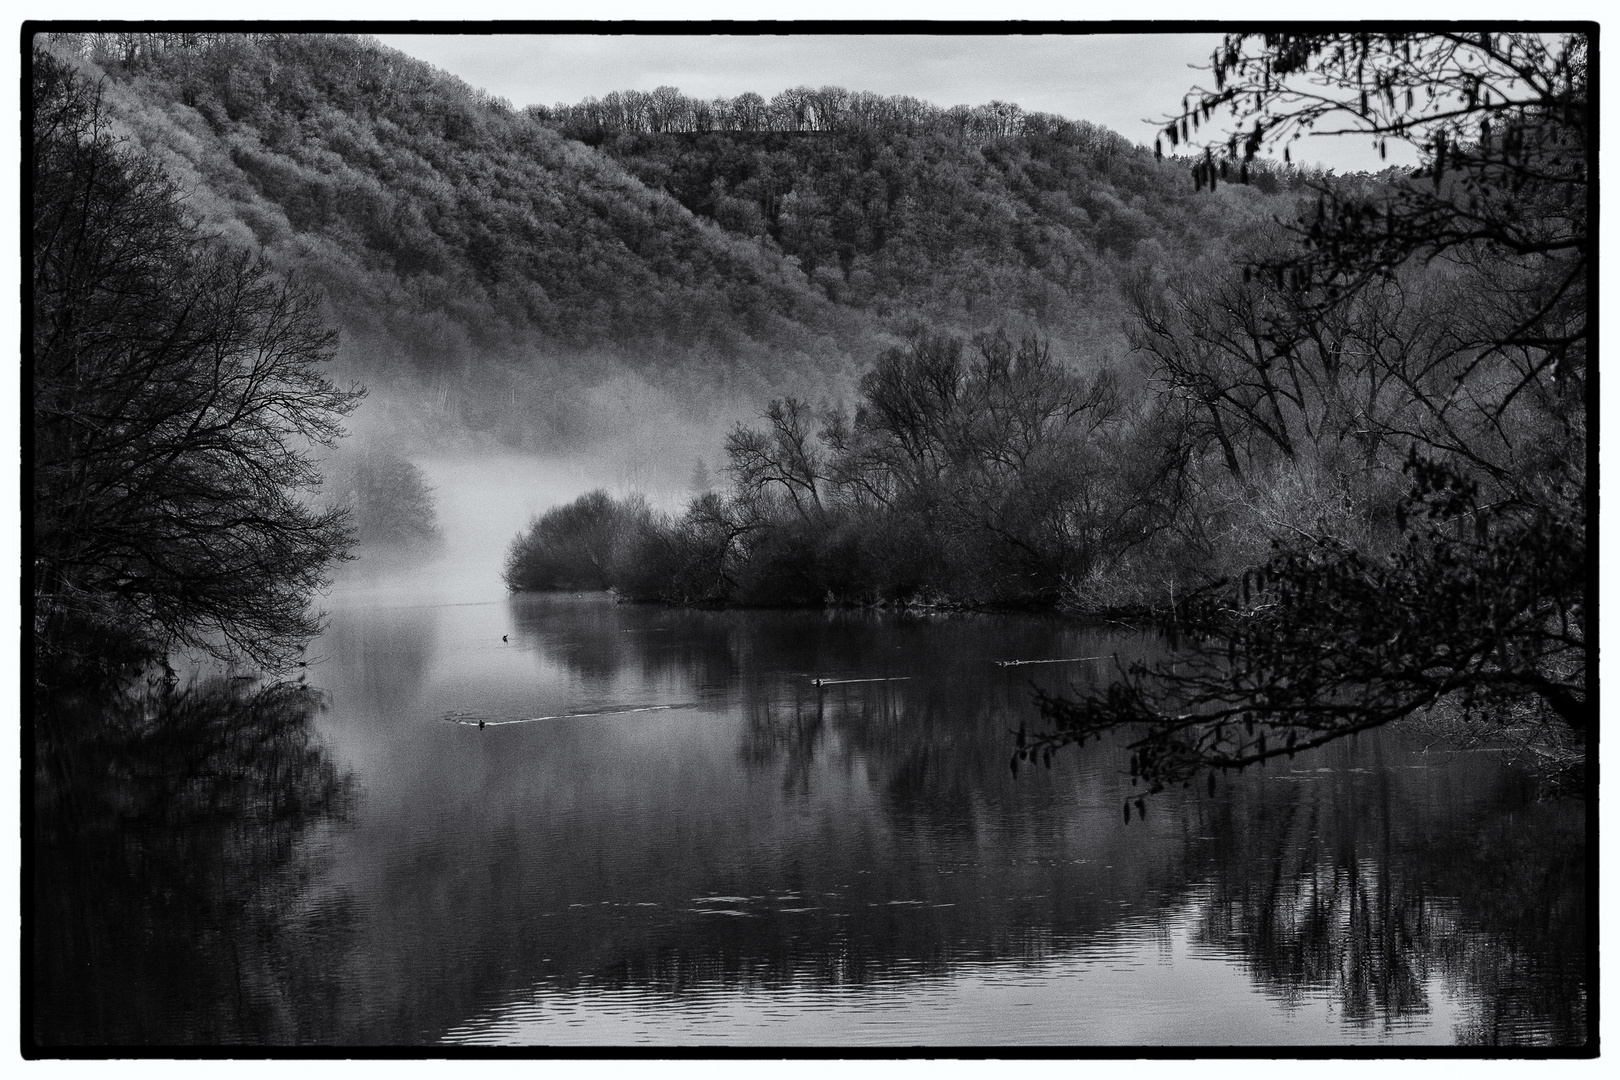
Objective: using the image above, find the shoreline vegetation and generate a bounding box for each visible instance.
[505,329,1192,617]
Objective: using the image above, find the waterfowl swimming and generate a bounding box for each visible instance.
[502,635,508,642]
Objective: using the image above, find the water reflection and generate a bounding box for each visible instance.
[32,590,1588,1047]
[1174,739,1587,1045]
[32,679,356,1046]
[318,594,1585,1045]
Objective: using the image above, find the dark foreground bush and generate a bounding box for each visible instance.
[503,490,652,591]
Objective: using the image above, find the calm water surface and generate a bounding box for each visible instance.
[32,457,1589,1047]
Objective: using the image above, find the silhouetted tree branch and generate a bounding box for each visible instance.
[33,48,361,677]
[1166,32,1586,369]
[1019,452,1585,790]
[1025,32,1590,792]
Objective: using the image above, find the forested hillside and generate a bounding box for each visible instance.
[536,87,1303,345]
[37,32,1310,451]
[37,33,843,448]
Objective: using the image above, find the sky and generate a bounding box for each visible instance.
[373,32,1412,175]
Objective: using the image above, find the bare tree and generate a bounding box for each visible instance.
[725,397,829,523]
[33,48,361,675]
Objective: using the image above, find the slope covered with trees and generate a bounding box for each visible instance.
[536,86,1308,353]
[36,33,864,446]
[38,32,1311,449]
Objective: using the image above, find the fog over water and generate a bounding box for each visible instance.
[32,447,1587,1047]
[329,450,699,607]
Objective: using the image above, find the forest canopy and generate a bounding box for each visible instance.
[37,31,1315,451]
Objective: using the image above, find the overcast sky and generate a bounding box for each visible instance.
[373,32,1410,175]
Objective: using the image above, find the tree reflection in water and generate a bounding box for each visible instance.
[642,614,1586,1046]
[1173,739,1586,1045]
[32,677,357,1046]
[37,598,1579,1046]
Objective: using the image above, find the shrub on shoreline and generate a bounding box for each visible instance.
[503,490,653,592]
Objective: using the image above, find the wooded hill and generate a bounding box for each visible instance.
[537,85,1302,333]
[37,32,1315,448]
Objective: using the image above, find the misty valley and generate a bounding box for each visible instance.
[29,31,1589,1052]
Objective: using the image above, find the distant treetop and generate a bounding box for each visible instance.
[531,84,1127,150]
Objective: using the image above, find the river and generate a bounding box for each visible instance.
[30,456,1589,1048]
